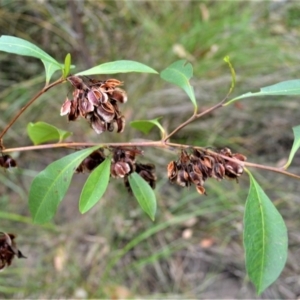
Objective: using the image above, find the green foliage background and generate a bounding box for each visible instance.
[1,1,300,298]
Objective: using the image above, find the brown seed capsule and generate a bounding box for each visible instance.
[167,161,178,182]
[116,116,125,133]
[189,171,204,186]
[90,113,107,134]
[177,169,190,187]
[213,163,225,180]
[67,76,85,89]
[232,153,247,162]
[3,155,17,169]
[111,161,131,178]
[110,88,128,103]
[97,102,116,123]
[60,98,72,116]
[68,99,80,121]
[195,185,206,195]
[78,97,94,117]
[0,232,26,271]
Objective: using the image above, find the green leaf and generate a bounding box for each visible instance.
[79,158,111,213]
[244,170,288,294]
[284,125,300,169]
[226,79,300,105]
[128,172,157,221]
[0,35,62,84]
[130,118,165,136]
[27,122,72,145]
[75,60,158,76]
[160,60,197,109]
[29,146,99,223]
[63,53,71,79]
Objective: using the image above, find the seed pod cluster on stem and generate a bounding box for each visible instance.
[167,147,246,195]
[61,76,127,134]
[76,148,157,191]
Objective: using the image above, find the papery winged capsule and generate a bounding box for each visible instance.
[67,76,85,89]
[97,102,116,123]
[90,113,107,134]
[110,88,128,103]
[60,97,72,116]
[116,116,125,133]
[0,232,26,271]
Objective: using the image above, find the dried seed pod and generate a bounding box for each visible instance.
[189,171,204,186]
[68,99,80,121]
[195,185,206,195]
[110,88,128,103]
[232,153,247,162]
[78,97,94,117]
[167,161,178,182]
[111,161,131,178]
[88,88,108,105]
[0,155,17,169]
[60,98,72,116]
[213,163,225,180]
[176,169,190,187]
[67,76,85,89]
[0,232,26,271]
[90,113,107,134]
[76,149,106,173]
[219,147,232,157]
[3,155,17,169]
[97,102,116,123]
[116,116,125,133]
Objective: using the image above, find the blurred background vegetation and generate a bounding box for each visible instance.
[1,0,300,298]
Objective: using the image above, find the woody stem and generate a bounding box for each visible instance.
[0,77,65,143]
[3,140,300,180]
[163,92,231,142]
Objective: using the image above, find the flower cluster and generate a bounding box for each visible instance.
[76,148,157,191]
[0,154,17,169]
[167,148,246,195]
[0,232,26,271]
[61,76,127,134]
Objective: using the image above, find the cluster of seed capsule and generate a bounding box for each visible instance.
[61,76,127,134]
[167,148,246,195]
[0,232,26,271]
[76,148,156,191]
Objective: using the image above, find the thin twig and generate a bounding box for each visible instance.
[4,140,300,181]
[0,77,65,143]
[163,89,232,142]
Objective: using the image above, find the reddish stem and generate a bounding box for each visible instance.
[0,77,65,144]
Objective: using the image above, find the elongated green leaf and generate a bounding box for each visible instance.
[130,118,165,136]
[0,35,59,64]
[284,125,300,169]
[63,53,71,79]
[128,172,156,221]
[244,170,288,294]
[79,158,111,213]
[75,60,158,76]
[226,79,300,105]
[29,146,99,223]
[0,35,62,83]
[160,60,197,109]
[27,122,72,145]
